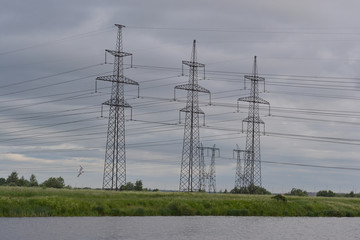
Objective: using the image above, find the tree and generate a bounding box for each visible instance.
[125,182,135,190]
[230,184,271,195]
[230,187,240,194]
[120,182,135,191]
[0,178,6,186]
[29,174,38,187]
[18,176,30,187]
[42,177,65,188]
[134,180,143,191]
[316,190,336,197]
[348,191,355,198]
[6,171,19,186]
[287,188,308,196]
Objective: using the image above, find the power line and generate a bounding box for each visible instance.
[218,156,360,172]
[127,26,360,36]
[0,63,104,89]
[0,26,114,56]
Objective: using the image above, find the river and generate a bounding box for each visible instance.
[1,216,359,240]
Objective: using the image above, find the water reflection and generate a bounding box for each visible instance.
[0,216,359,240]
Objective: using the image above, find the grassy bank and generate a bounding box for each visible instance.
[1,187,360,217]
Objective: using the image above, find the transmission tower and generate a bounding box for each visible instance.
[199,144,219,193]
[237,56,270,189]
[175,40,211,192]
[199,143,206,191]
[96,24,139,190]
[233,145,250,189]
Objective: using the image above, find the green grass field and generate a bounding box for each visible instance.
[1,187,360,217]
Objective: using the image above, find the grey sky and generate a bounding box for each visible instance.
[1,0,360,193]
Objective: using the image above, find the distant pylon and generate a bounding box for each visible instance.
[199,144,219,193]
[237,56,270,190]
[96,24,139,190]
[233,145,250,189]
[175,40,211,192]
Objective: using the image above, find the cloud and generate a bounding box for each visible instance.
[1,153,54,164]
[1,0,360,192]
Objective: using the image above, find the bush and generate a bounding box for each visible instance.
[0,178,6,186]
[120,180,143,191]
[230,184,271,195]
[41,177,65,189]
[316,190,336,197]
[287,188,308,196]
[272,194,287,202]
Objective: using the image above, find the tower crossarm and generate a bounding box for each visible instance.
[238,96,269,105]
[244,75,265,82]
[105,49,132,58]
[175,83,210,93]
[200,146,220,152]
[180,105,205,115]
[242,116,264,124]
[174,83,211,105]
[182,60,205,68]
[102,98,132,108]
[237,96,270,115]
[96,75,139,86]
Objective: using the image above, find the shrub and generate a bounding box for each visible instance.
[316,190,335,197]
[0,178,6,186]
[41,177,65,189]
[272,194,287,202]
[230,184,271,195]
[287,188,308,196]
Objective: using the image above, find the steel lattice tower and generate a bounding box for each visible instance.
[175,40,210,192]
[199,143,206,191]
[233,145,250,189]
[199,144,219,193]
[237,56,269,189]
[96,24,139,190]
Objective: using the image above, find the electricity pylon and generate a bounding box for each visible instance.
[237,56,270,190]
[233,145,250,189]
[199,144,219,193]
[96,24,139,190]
[175,40,210,192]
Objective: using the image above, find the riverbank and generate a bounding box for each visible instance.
[1,187,360,217]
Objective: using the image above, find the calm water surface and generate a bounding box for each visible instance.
[1,216,359,240]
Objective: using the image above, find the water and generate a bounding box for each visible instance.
[0,216,359,240]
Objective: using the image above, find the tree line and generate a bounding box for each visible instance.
[285,188,360,198]
[0,171,65,189]
[228,186,359,197]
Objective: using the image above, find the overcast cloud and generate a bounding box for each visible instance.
[1,0,360,193]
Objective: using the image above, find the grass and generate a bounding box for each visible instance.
[1,186,360,217]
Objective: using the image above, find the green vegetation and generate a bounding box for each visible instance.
[286,188,308,196]
[1,187,360,217]
[120,180,143,191]
[230,184,271,195]
[0,171,66,189]
[317,190,336,197]
[41,177,65,189]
